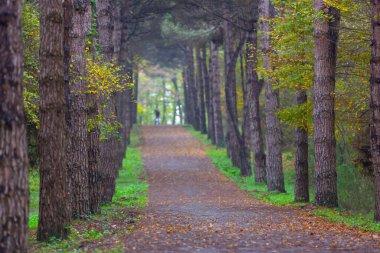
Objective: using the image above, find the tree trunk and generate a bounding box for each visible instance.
[172,77,183,125]
[313,0,340,207]
[38,0,70,241]
[196,47,207,134]
[370,0,380,221]
[202,46,215,142]
[132,66,139,124]
[210,41,224,147]
[259,0,285,192]
[182,69,191,125]
[162,80,167,125]
[84,2,102,215]
[97,0,119,204]
[223,10,239,166]
[64,0,90,218]
[0,0,29,250]
[96,0,113,60]
[295,91,309,202]
[186,46,199,130]
[246,29,266,183]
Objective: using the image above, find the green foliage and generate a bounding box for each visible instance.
[161,14,214,44]
[22,1,40,128]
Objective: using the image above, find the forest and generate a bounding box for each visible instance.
[1,0,380,252]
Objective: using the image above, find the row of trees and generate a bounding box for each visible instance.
[0,0,139,251]
[173,0,380,221]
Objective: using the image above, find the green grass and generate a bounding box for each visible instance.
[29,170,40,229]
[184,125,380,233]
[29,126,148,252]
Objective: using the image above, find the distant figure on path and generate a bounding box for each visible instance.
[155,108,161,125]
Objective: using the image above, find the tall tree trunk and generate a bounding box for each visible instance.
[186,46,199,130]
[259,0,285,192]
[85,2,102,214]
[246,29,266,183]
[182,69,191,125]
[96,0,118,204]
[64,0,90,219]
[371,0,380,222]
[210,41,224,147]
[223,10,239,166]
[202,46,215,142]
[118,0,130,150]
[223,8,251,176]
[96,0,113,60]
[295,90,309,202]
[162,80,167,125]
[172,77,183,125]
[313,0,340,207]
[132,66,139,125]
[0,0,29,250]
[196,47,207,134]
[38,0,70,241]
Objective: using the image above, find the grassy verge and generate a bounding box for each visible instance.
[29,126,148,252]
[184,125,380,234]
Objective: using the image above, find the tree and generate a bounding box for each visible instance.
[246,28,266,183]
[313,0,340,207]
[259,0,285,192]
[370,0,380,221]
[202,46,214,142]
[64,0,91,218]
[196,46,207,133]
[295,90,309,202]
[96,0,119,204]
[38,0,70,241]
[210,40,225,147]
[86,1,102,214]
[186,46,200,130]
[0,0,29,251]
[223,5,252,176]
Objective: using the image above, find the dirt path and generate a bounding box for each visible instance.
[121,126,379,252]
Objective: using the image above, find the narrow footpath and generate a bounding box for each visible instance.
[121,126,379,252]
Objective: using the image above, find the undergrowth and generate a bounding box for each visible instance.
[184,125,380,234]
[29,126,147,252]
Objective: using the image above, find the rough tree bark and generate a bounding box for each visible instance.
[0,0,29,250]
[246,29,266,183]
[259,0,285,192]
[64,0,90,218]
[210,41,224,147]
[96,0,113,60]
[370,0,380,221]
[295,90,309,202]
[196,47,207,134]
[313,0,340,207]
[202,46,215,142]
[38,0,70,241]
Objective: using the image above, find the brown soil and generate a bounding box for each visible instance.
[115,126,380,252]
